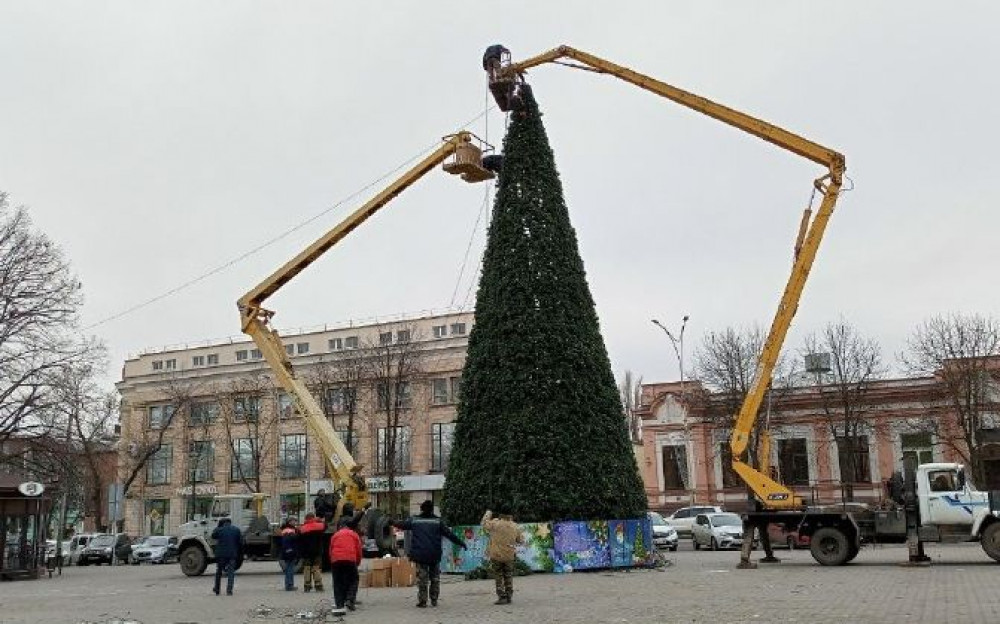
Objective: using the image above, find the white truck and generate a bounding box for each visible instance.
[176,494,280,576]
[744,461,1000,566]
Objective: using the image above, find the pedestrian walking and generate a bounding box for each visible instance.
[392,500,467,608]
[340,501,369,610]
[211,517,242,596]
[279,518,299,591]
[481,509,524,604]
[329,517,363,616]
[298,513,327,592]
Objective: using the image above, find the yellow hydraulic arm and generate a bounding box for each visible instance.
[494,45,845,510]
[237,131,494,508]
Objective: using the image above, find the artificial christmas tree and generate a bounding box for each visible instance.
[442,85,647,524]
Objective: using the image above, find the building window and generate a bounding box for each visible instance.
[329,337,343,351]
[285,344,295,356]
[836,435,871,483]
[146,444,172,485]
[431,377,461,405]
[207,353,219,365]
[432,325,447,339]
[336,428,359,456]
[277,392,295,419]
[188,441,214,483]
[379,332,393,346]
[902,432,934,466]
[376,381,412,410]
[325,387,357,415]
[152,360,163,371]
[344,336,359,349]
[396,330,411,343]
[236,350,248,362]
[149,404,175,429]
[165,358,177,370]
[376,426,410,473]
[279,434,307,479]
[230,438,257,481]
[233,396,261,422]
[719,442,741,489]
[431,423,455,473]
[450,322,466,336]
[778,438,810,486]
[145,499,170,535]
[189,402,218,426]
[192,355,205,367]
[297,342,310,355]
[661,444,687,490]
[250,349,262,360]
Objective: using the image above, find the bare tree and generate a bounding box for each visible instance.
[903,313,1000,486]
[618,370,643,444]
[803,319,886,501]
[0,192,86,443]
[694,324,795,485]
[307,350,366,464]
[365,324,422,515]
[119,377,195,498]
[217,372,280,494]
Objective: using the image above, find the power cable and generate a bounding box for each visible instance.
[84,107,494,331]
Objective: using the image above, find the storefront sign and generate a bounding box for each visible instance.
[365,474,445,493]
[17,481,45,497]
[175,484,219,496]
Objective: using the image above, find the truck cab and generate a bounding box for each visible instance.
[176,494,279,576]
[916,463,992,535]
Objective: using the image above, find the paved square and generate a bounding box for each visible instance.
[1,543,997,624]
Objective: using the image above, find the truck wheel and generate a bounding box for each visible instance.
[845,543,860,563]
[810,527,851,566]
[180,545,208,577]
[981,522,1000,562]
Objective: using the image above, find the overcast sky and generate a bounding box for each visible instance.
[1,1,998,387]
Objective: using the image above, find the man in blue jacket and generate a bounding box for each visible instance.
[392,500,467,608]
[211,518,242,596]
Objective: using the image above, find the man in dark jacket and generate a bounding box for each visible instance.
[314,489,335,523]
[211,518,242,596]
[392,500,467,608]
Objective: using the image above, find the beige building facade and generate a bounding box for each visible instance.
[116,311,472,536]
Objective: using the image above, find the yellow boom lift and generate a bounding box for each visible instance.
[236,132,497,511]
[484,45,845,511]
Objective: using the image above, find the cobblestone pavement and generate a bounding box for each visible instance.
[2,543,998,624]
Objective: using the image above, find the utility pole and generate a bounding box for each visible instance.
[652,316,692,504]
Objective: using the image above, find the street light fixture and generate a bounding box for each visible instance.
[651,315,693,504]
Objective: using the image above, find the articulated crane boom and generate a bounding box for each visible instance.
[237,131,495,509]
[488,45,846,510]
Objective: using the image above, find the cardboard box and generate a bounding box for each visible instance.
[371,557,393,571]
[390,557,416,588]
[369,568,391,588]
[358,571,370,588]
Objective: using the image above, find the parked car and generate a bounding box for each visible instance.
[647,512,679,551]
[44,539,73,567]
[692,512,745,550]
[664,506,724,538]
[130,535,179,564]
[78,534,133,566]
[767,523,810,550]
[66,533,97,566]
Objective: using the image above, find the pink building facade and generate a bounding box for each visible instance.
[636,375,1000,514]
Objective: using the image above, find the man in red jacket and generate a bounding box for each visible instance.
[298,513,327,592]
[328,518,363,616]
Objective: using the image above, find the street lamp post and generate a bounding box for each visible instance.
[651,316,693,504]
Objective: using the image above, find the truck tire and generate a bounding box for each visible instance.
[366,509,397,555]
[981,522,1000,562]
[810,527,851,566]
[180,544,208,577]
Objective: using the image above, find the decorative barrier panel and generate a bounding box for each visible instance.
[441,517,651,574]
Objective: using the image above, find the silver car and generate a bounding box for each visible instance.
[130,535,179,564]
[664,505,723,539]
[692,512,745,550]
[648,512,679,551]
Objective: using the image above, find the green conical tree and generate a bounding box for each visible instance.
[442,86,647,524]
